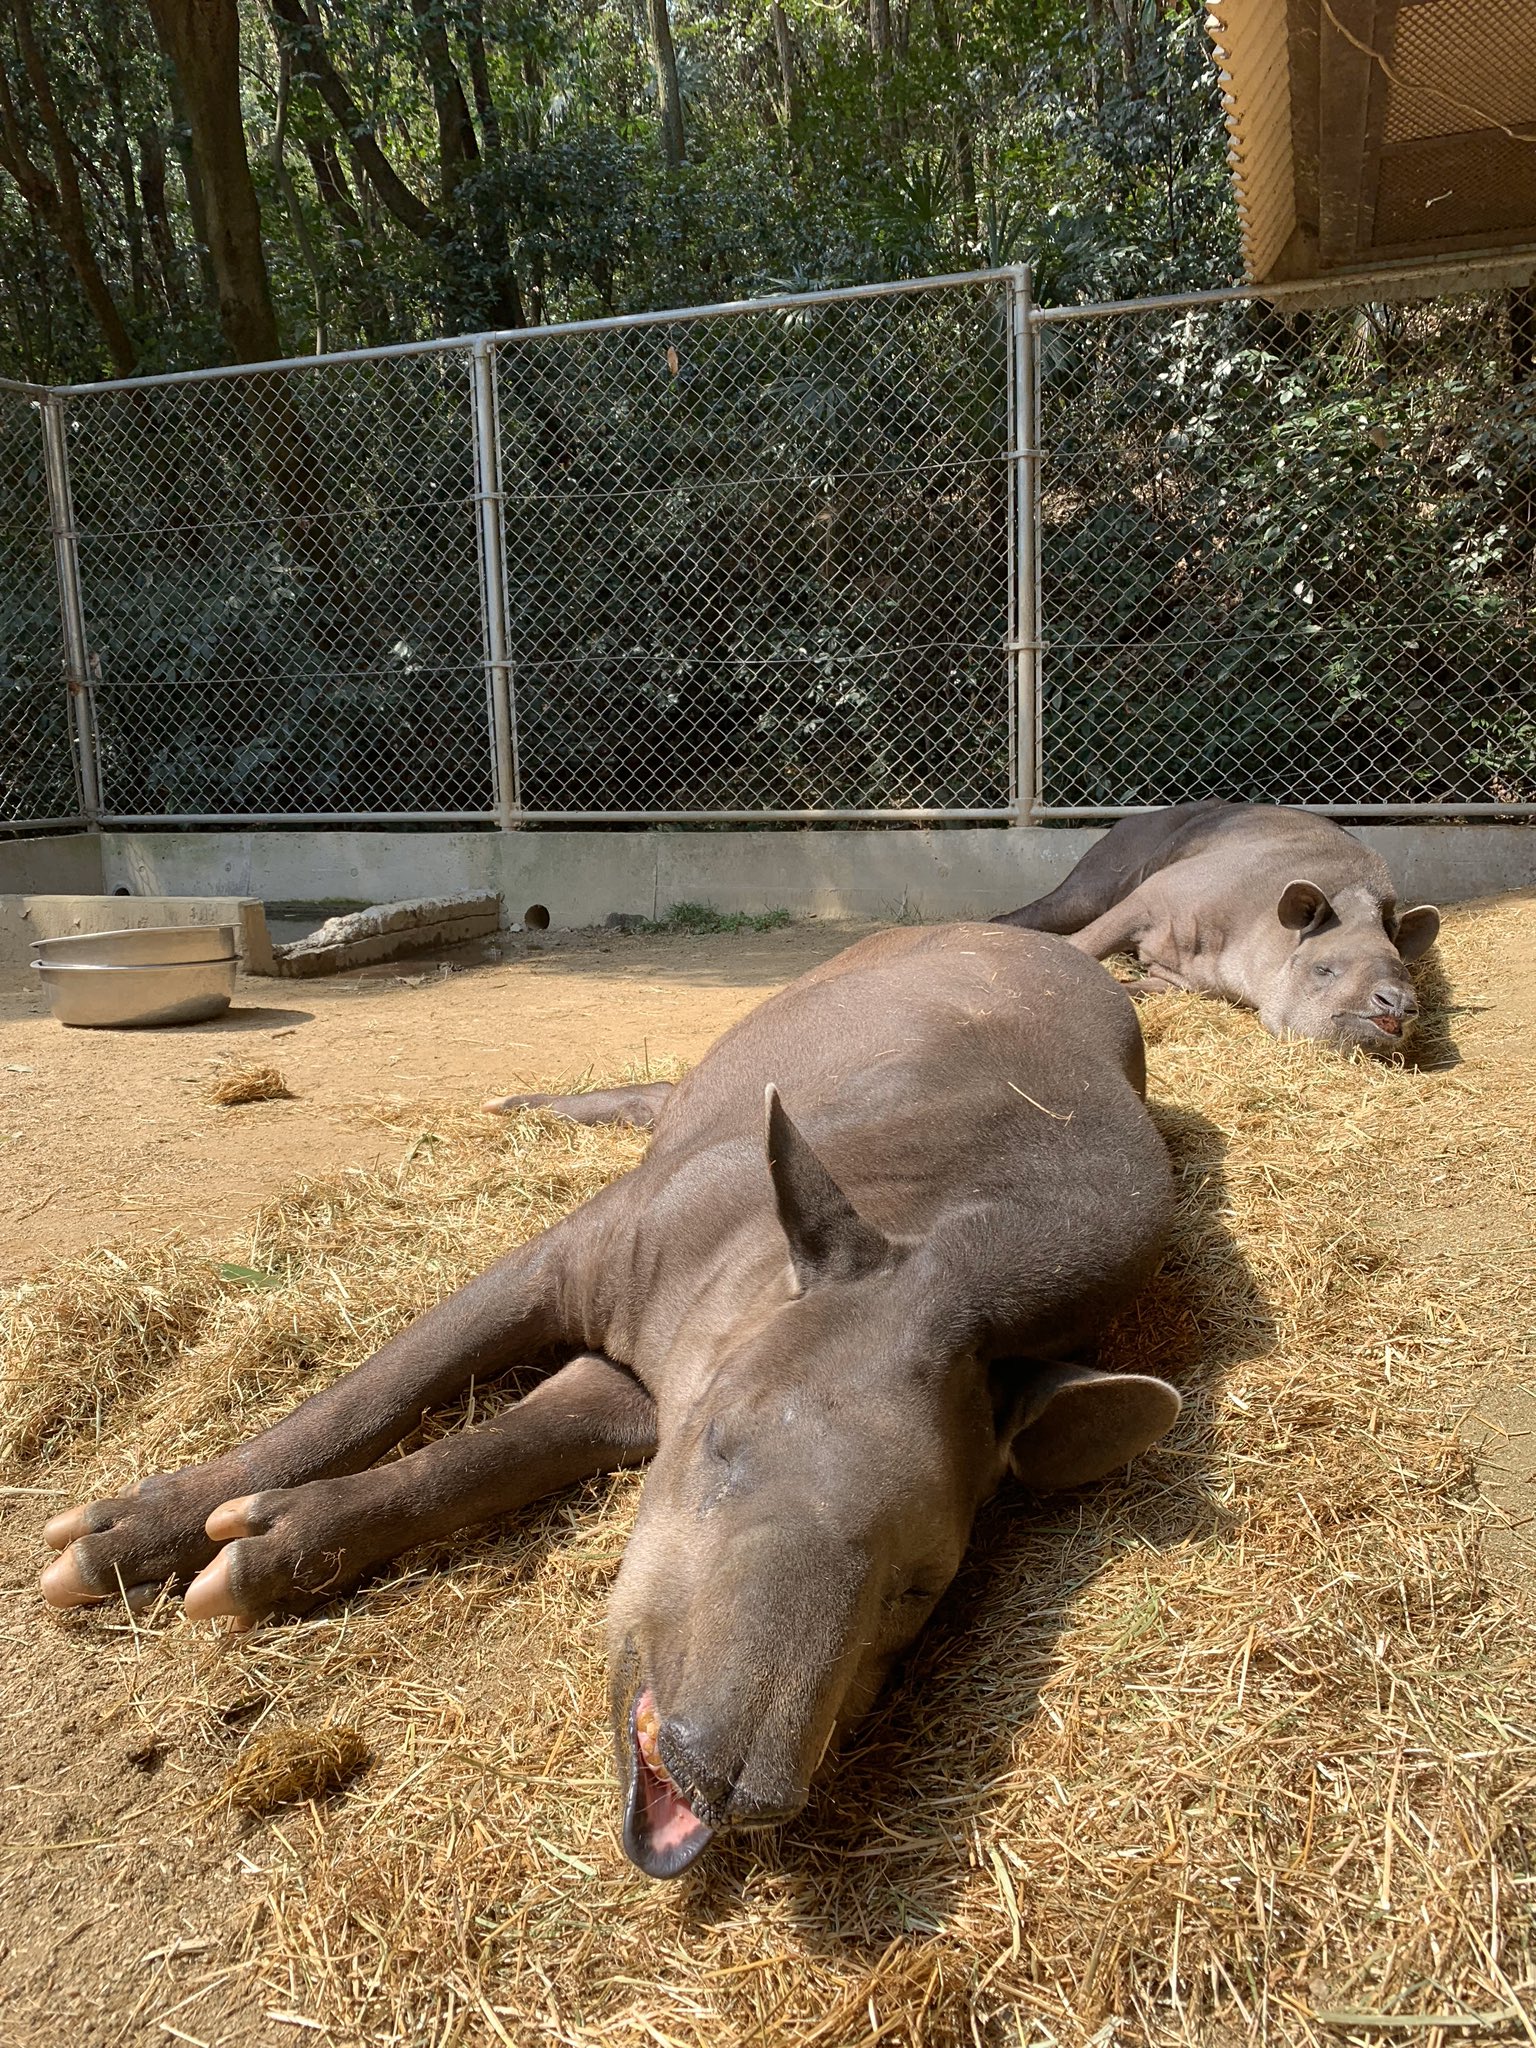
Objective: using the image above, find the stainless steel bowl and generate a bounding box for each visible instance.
[29,924,236,967]
[33,957,238,1028]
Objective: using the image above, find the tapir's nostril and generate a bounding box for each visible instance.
[657,1717,736,1815]
[1372,986,1415,1016]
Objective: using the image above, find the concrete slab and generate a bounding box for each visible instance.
[0,895,276,974]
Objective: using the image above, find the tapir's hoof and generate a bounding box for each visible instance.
[39,1547,102,1607]
[183,1547,251,1624]
[40,1546,167,1613]
[43,1504,95,1551]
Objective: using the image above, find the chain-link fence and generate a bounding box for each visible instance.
[1033,287,1536,816]
[0,385,77,829]
[2,268,1533,831]
[491,280,1012,817]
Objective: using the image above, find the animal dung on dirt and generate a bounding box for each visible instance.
[996,801,1439,1053]
[38,924,1181,1879]
[221,1723,373,1815]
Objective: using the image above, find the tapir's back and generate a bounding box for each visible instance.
[645,924,1166,1260]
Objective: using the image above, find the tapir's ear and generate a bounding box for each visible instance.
[1000,1360,1181,1491]
[764,1083,891,1291]
[1392,903,1440,961]
[1277,879,1332,933]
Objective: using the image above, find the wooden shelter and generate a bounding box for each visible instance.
[1207,0,1536,282]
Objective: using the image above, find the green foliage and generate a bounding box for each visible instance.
[0,0,1235,386]
[643,902,792,932]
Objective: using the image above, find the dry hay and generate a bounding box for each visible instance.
[222,1724,374,1816]
[2,904,1534,2046]
[207,1061,294,1107]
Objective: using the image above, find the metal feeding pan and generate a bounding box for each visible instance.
[29,924,238,1029]
[29,924,237,968]
[33,958,238,1029]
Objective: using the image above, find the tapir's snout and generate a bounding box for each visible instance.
[1369,981,1418,1036]
[1331,973,1419,1051]
[615,1662,827,1880]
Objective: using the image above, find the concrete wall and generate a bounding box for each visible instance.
[0,822,1524,929]
[0,832,102,895]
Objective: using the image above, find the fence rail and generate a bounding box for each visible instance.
[2,268,1533,831]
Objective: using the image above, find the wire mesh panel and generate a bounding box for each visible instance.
[64,348,491,820]
[494,281,1013,816]
[0,389,76,826]
[1034,291,1536,812]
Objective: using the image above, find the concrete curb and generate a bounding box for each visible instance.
[272,894,503,977]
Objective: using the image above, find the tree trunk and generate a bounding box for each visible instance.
[269,0,521,330]
[410,0,479,201]
[92,7,150,318]
[164,63,220,309]
[646,0,686,168]
[271,41,328,352]
[770,3,798,129]
[144,0,280,364]
[0,5,136,373]
[270,0,438,240]
[867,0,900,153]
[138,121,185,312]
[303,133,362,238]
[930,0,976,249]
[462,0,502,155]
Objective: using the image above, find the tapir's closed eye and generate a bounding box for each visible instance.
[1311,961,1339,980]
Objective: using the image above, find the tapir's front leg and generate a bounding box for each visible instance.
[41,1223,590,1611]
[482,1082,675,1130]
[180,1352,656,1625]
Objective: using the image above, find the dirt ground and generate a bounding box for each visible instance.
[1,900,1533,2048]
[0,921,866,1281]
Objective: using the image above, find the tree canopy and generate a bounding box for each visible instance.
[0,0,1236,384]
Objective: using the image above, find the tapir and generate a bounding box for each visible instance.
[995,802,1440,1054]
[40,925,1181,1879]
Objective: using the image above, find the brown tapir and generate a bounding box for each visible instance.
[995,802,1440,1054]
[40,925,1180,1879]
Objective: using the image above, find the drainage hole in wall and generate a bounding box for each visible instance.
[523,904,551,931]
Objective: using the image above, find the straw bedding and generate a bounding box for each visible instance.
[2,902,1533,2046]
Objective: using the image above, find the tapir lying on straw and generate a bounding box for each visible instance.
[41,925,1181,1879]
[995,802,1439,1054]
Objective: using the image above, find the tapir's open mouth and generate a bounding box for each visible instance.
[622,1688,714,1880]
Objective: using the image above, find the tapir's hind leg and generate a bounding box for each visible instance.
[182,1352,656,1626]
[482,1081,675,1130]
[41,1216,594,1612]
[993,802,1229,934]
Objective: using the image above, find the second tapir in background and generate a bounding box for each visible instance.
[995,802,1440,1055]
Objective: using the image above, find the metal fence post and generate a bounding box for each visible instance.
[470,338,519,828]
[40,392,100,820]
[1007,265,1040,826]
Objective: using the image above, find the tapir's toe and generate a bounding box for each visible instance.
[183,1545,251,1621]
[39,1545,104,1607]
[42,1503,95,1551]
[35,1470,238,1615]
[204,1494,266,1542]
